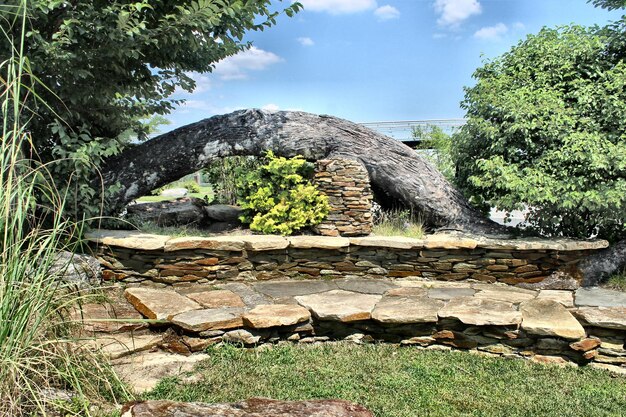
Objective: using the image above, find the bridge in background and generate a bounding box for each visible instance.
[360,119,466,147]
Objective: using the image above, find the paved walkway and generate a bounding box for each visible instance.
[74,278,626,382]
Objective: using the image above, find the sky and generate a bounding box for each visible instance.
[166,0,624,130]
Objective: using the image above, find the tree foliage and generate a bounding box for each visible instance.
[412,125,456,182]
[455,24,626,242]
[237,152,329,235]
[0,0,300,216]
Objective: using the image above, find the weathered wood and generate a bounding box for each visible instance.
[101,109,501,234]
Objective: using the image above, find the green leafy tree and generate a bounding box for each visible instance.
[0,0,300,217]
[455,24,626,242]
[237,152,329,235]
[412,124,456,182]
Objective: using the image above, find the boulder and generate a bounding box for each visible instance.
[49,251,102,289]
[204,204,243,222]
[121,399,374,417]
[126,197,207,227]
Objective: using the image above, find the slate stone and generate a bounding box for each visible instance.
[371,296,443,324]
[253,280,336,298]
[171,308,244,332]
[217,283,271,307]
[71,301,148,334]
[81,333,162,360]
[428,287,475,300]
[474,288,536,304]
[204,204,242,222]
[573,307,626,330]
[185,289,245,308]
[536,290,574,308]
[520,299,586,340]
[295,290,381,322]
[222,329,261,345]
[336,279,396,294]
[242,304,311,328]
[288,236,350,249]
[124,287,201,320]
[575,288,626,308]
[438,297,522,326]
[85,230,170,251]
[122,398,374,417]
[164,236,245,252]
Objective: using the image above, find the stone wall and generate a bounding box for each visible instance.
[87,230,607,287]
[313,159,373,237]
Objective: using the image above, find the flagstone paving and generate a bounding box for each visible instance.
[74,278,626,375]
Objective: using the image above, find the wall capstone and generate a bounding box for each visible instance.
[313,158,373,237]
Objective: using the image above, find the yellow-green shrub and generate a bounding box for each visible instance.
[238,152,329,235]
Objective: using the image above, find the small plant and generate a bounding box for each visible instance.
[237,152,329,235]
[604,269,626,292]
[372,208,424,238]
[204,156,261,205]
[180,180,200,194]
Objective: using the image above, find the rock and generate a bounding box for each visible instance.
[70,301,148,334]
[371,295,443,324]
[171,308,244,332]
[185,289,245,308]
[400,336,436,346]
[242,304,311,328]
[127,197,207,227]
[336,279,396,295]
[570,338,601,352]
[587,362,626,376]
[295,290,381,322]
[349,236,424,250]
[438,297,522,326]
[217,283,272,307]
[535,290,574,308]
[572,307,626,330]
[288,236,350,249]
[427,287,475,300]
[49,251,102,289]
[222,329,261,345]
[575,287,626,308]
[239,235,289,251]
[113,351,209,393]
[121,398,374,417]
[79,333,163,360]
[164,236,245,252]
[204,204,242,222]
[125,287,201,320]
[85,230,170,251]
[520,299,586,340]
[530,355,572,366]
[160,187,188,197]
[474,288,536,304]
[253,281,336,298]
[517,271,580,290]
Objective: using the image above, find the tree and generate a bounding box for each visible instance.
[454,25,626,243]
[0,0,301,215]
[412,124,456,182]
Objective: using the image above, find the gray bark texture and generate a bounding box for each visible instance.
[101,109,501,234]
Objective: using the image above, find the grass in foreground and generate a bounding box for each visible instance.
[603,269,626,292]
[147,343,625,417]
[372,209,424,238]
[136,185,214,203]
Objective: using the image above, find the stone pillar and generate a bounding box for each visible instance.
[313,158,373,237]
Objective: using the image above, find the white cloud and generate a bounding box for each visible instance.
[297,37,315,46]
[298,0,376,14]
[513,22,525,30]
[213,46,283,80]
[434,0,481,27]
[474,22,508,40]
[261,103,280,112]
[374,5,400,21]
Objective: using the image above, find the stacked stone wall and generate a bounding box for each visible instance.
[89,231,606,288]
[313,159,372,237]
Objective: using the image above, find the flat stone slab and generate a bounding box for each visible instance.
[371,295,443,324]
[171,308,243,332]
[336,279,396,294]
[217,283,271,307]
[349,236,425,249]
[71,299,148,334]
[185,289,245,308]
[520,299,586,340]
[122,399,374,417]
[253,280,336,298]
[573,307,626,331]
[474,288,536,304]
[536,290,574,308]
[239,235,289,251]
[125,287,201,320]
[164,236,245,252]
[86,230,170,251]
[428,287,475,300]
[575,288,626,308]
[81,333,162,360]
[288,236,350,249]
[438,297,522,326]
[295,290,382,322]
[242,304,311,328]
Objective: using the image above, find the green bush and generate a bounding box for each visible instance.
[204,156,261,204]
[237,152,329,235]
[181,180,200,194]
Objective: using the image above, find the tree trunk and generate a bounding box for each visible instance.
[100,109,502,234]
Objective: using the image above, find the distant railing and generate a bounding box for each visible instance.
[359,119,466,146]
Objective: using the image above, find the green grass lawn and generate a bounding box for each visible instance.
[136,186,214,203]
[146,343,625,417]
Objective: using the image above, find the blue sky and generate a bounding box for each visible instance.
[167,0,624,130]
